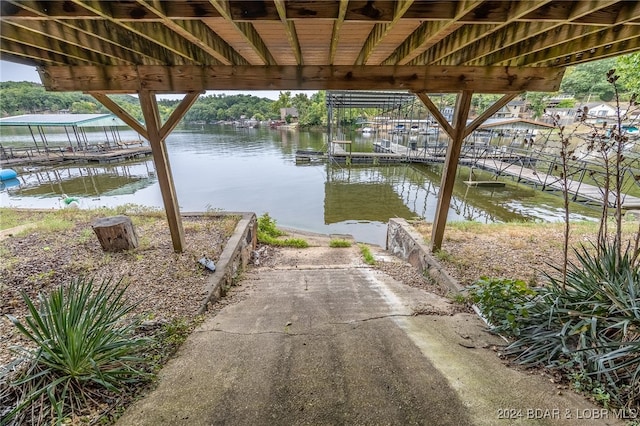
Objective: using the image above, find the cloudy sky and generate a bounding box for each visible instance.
[0,60,315,100]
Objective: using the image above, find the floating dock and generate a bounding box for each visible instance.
[475,158,640,210]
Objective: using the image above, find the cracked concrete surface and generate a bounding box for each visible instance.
[117,234,623,426]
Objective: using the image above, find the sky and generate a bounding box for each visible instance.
[0,60,315,100]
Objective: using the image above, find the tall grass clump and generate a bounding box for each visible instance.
[257,213,308,248]
[1,277,149,425]
[358,244,376,265]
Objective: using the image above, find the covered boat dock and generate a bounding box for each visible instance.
[0,114,150,166]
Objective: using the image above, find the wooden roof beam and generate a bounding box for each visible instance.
[6,1,186,65]
[38,65,565,94]
[545,34,640,67]
[274,0,303,65]
[0,41,69,66]
[354,0,414,65]
[520,0,626,25]
[70,0,218,65]
[485,23,635,66]
[382,1,482,66]
[3,19,153,66]
[516,24,639,66]
[413,1,552,66]
[134,0,248,66]
[329,0,349,65]
[467,1,640,66]
[1,22,118,65]
[209,0,277,65]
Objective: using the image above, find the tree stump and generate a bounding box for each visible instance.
[92,215,139,252]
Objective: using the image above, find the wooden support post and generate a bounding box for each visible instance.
[430,91,473,252]
[93,91,201,253]
[138,91,185,252]
[415,91,521,252]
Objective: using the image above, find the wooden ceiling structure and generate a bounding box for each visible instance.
[1,1,640,252]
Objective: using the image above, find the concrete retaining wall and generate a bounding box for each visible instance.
[197,212,257,313]
[386,218,463,294]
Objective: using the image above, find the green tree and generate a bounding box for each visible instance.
[560,58,619,100]
[615,52,640,93]
[70,100,99,113]
[526,92,551,119]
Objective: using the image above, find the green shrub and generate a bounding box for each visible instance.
[257,213,308,248]
[467,277,536,337]
[505,242,640,409]
[3,277,149,424]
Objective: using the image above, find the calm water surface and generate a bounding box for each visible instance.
[0,125,597,246]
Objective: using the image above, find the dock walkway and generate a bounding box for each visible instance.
[0,145,152,167]
[476,158,640,210]
[321,141,640,210]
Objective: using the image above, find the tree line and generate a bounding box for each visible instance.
[1,53,638,125]
[0,81,328,126]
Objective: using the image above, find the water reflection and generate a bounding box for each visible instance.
[1,125,598,245]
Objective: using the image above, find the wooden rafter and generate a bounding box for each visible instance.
[382,1,482,66]
[208,0,277,65]
[546,36,640,67]
[412,1,551,66]
[274,0,302,65]
[2,19,145,65]
[517,24,640,66]
[0,40,69,65]
[329,0,349,65]
[134,1,248,66]
[354,0,414,66]
[1,22,108,65]
[4,0,181,66]
[475,1,640,66]
[38,65,565,94]
[69,0,217,65]
[465,23,602,66]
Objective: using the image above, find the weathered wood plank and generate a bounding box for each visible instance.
[39,65,565,93]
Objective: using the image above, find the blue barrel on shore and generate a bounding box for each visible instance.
[0,169,18,181]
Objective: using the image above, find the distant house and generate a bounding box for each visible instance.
[495,100,526,118]
[581,102,617,123]
[280,107,299,122]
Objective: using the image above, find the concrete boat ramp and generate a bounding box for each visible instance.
[117,230,622,426]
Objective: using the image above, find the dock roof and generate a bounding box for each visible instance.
[0,114,131,128]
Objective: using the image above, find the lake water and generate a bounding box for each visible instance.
[0,125,598,246]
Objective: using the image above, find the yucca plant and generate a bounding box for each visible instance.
[2,277,150,425]
[505,241,640,408]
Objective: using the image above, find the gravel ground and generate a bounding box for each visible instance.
[0,209,239,368]
[411,219,640,287]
